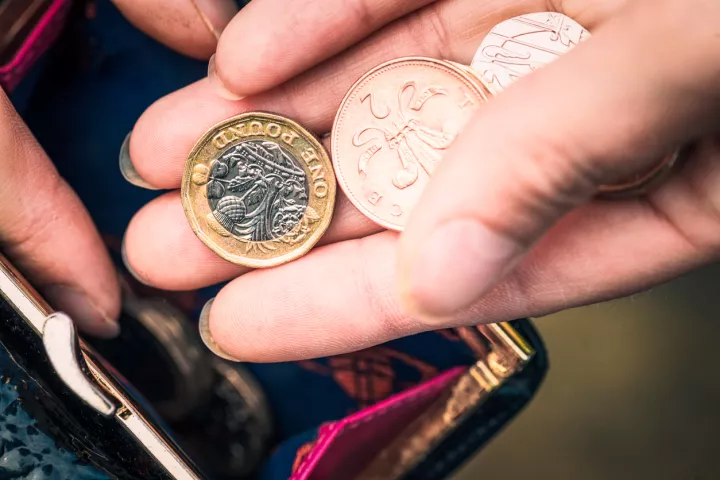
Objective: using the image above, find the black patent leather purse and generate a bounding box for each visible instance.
[0,253,275,479]
[0,253,201,478]
[0,249,547,480]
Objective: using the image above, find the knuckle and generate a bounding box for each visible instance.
[345,0,377,30]
[0,104,73,259]
[1,172,68,257]
[353,237,410,337]
[354,238,389,317]
[556,0,628,27]
[406,4,452,59]
[483,131,599,244]
[545,0,564,13]
[655,139,720,256]
[521,134,595,193]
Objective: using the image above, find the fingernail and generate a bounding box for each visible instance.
[44,285,120,339]
[199,298,241,361]
[119,132,159,190]
[208,54,244,101]
[121,237,152,287]
[401,220,522,320]
[190,0,238,40]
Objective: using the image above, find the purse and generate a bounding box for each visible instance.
[0,254,206,479]
[0,0,71,93]
[3,1,549,478]
[0,251,546,480]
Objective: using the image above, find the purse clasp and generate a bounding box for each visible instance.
[42,312,117,416]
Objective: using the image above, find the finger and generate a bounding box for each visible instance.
[201,162,720,362]
[125,0,560,189]
[0,92,119,337]
[398,0,720,320]
[211,0,629,98]
[112,0,239,59]
[212,0,436,97]
[122,189,381,290]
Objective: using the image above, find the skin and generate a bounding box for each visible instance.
[0,90,120,337]
[0,0,239,336]
[9,0,720,356]
[123,0,720,362]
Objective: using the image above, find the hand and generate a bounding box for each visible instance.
[121,0,720,361]
[0,0,240,337]
[0,90,120,337]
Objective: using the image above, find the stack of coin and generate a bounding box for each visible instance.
[182,12,679,266]
[329,14,590,232]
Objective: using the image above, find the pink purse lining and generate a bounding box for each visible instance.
[0,0,71,92]
[292,367,465,480]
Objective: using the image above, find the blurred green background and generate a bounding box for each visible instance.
[455,264,720,479]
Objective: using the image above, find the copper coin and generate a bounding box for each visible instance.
[446,60,490,86]
[471,12,589,94]
[332,57,488,231]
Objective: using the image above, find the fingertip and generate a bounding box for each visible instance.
[130,93,186,189]
[199,297,242,361]
[208,54,245,101]
[124,192,245,290]
[121,232,152,288]
[44,284,121,339]
[213,31,278,98]
[207,275,283,362]
[123,211,161,289]
[396,274,443,327]
[129,79,249,189]
[212,0,316,98]
[119,132,160,190]
[113,0,238,60]
[191,0,239,40]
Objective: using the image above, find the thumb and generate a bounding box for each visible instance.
[0,91,120,338]
[398,1,720,320]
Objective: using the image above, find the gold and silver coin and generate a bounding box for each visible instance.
[181,113,336,268]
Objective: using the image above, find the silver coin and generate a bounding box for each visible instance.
[471,12,590,94]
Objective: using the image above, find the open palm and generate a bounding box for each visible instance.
[122,0,720,361]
